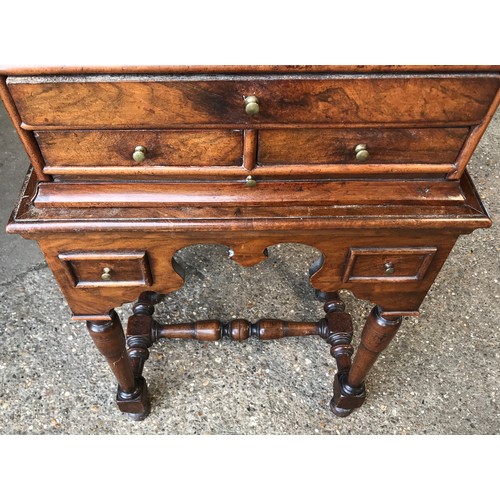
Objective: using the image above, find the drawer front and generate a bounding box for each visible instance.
[343,247,437,283]
[59,251,152,288]
[35,130,243,167]
[9,75,499,128]
[258,128,469,165]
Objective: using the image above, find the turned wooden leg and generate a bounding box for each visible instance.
[86,309,150,420]
[126,292,162,378]
[331,305,402,416]
[317,292,358,417]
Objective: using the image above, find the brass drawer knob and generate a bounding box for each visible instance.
[101,267,112,281]
[132,146,147,162]
[244,96,260,116]
[384,262,395,275]
[354,144,369,162]
[245,175,257,187]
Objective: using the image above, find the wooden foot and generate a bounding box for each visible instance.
[330,372,366,416]
[319,300,403,416]
[330,305,402,416]
[117,376,151,421]
[120,292,163,420]
[87,309,150,418]
[317,292,365,416]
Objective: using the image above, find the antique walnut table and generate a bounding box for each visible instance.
[1,65,498,420]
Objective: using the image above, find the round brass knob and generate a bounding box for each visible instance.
[132,146,147,162]
[354,144,369,162]
[384,262,395,275]
[244,96,260,116]
[101,267,112,281]
[245,175,257,187]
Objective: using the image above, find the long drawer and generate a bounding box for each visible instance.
[8,74,500,128]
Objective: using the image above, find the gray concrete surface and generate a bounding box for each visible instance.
[0,100,498,435]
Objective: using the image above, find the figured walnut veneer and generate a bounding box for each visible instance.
[2,65,499,420]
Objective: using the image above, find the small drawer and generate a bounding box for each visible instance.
[8,74,499,128]
[258,128,469,165]
[59,251,152,288]
[343,247,437,283]
[35,130,243,167]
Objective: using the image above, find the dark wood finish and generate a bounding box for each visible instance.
[33,179,466,208]
[35,129,244,167]
[30,227,460,320]
[8,75,499,129]
[319,294,354,373]
[243,129,257,171]
[448,88,500,179]
[347,306,403,389]
[157,318,321,341]
[126,292,162,375]
[329,305,404,415]
[316,294,363,417]
[43,162,457,179]
[59,251,152,288]
[0,77,51,181]
[121,289,369,419]
[258,128,469,165]
[86,310,136,392]
[9,168,491,234]
[2,65,500,76]
[124,290,360,419]
[342,247,437,283]
[2,65,499,420]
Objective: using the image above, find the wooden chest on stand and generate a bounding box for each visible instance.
[1,65,498,420]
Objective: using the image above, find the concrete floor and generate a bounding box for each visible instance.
[0,100,499,435]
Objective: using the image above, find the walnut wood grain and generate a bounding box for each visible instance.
[3,65,499,419]
[156,319,320,341]
[33,179,466,208]
[347,307,403,388]
[35,129,243,167]
[32,224,462,319]
[0,77,51,181]
[448,87,500,179]
[43,163,456,179]
[9,75,499,128]
[342,247,437,283]
[58,251,152,288]
[1,65,499,75]
[243,129,257,171]
[8,169,491,235]
[86,310,136,394]
[258,128,469,165]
